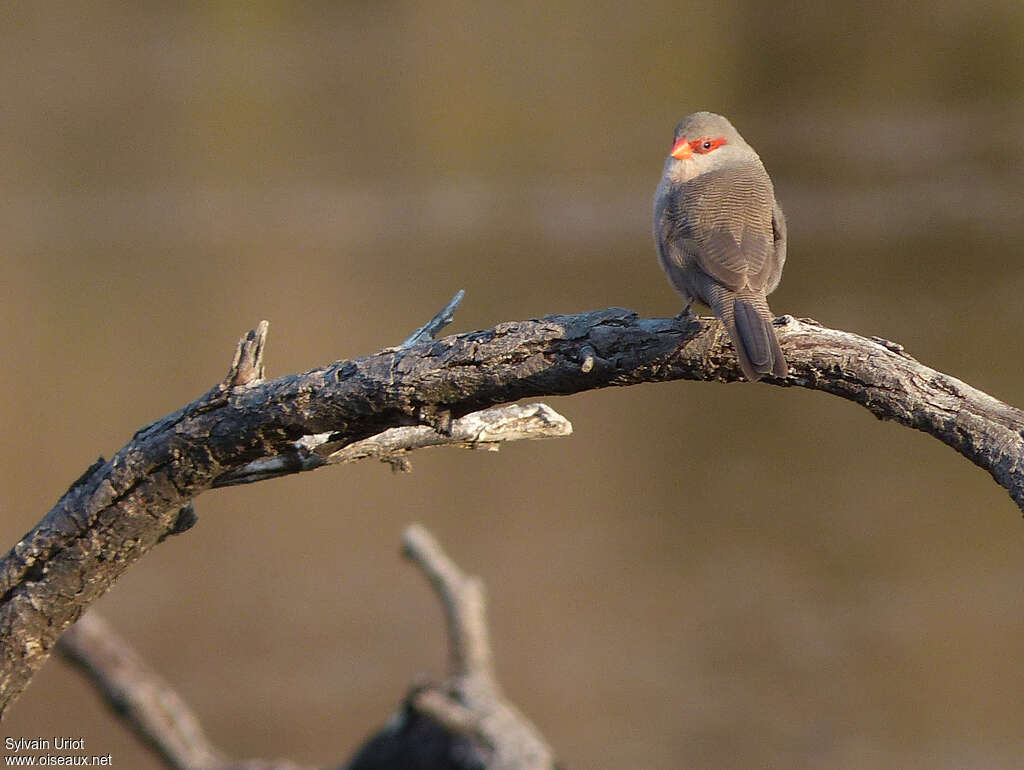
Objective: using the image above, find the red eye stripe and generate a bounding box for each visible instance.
[689,137,727,154]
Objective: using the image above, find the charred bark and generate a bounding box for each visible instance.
[2,305,1023,719]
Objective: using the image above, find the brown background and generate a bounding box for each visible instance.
[2,2,1023,768]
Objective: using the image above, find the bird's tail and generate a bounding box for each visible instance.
[710,288,787,382]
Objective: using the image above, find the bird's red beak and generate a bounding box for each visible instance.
[670,137,691,160]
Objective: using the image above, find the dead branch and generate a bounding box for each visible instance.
[57,614,309,770]
[56,527,554,770]
[400,289,466,349]
[2,300,1023,718]
[344,525,555,770]
[402,524,497,691]
[217,402,571,485]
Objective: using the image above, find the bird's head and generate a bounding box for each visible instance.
[664,112,756,181]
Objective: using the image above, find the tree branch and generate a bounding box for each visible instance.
[216,401,571,485]
[2,304,1022,716]
[57,614,310,770]
[400,289,466,349]
[345,525,554,770]
[402,524,498,693]
[58,525,551,769]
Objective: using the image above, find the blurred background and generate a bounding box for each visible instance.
[2,2,1023,768]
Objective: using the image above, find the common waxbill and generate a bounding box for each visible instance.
[654,111,788,381]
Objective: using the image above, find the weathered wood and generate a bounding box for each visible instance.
[2,307,1022,716]
[345,525,555,770]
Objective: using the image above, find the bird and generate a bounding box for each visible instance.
[653,111,788,382]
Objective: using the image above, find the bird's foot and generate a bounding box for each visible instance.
[674,301,694,321]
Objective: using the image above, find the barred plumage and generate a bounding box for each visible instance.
[654,112,788,381]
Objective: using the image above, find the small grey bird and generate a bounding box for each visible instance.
[654,111,788,381]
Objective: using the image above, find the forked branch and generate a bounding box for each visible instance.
[346,525,554,769]
[2,298,1022,718]
[58,528,552,770]
[58,525,552,769]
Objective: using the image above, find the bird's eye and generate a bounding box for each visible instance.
[691,137,727,154]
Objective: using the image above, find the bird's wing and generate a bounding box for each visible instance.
[674,163,777,293]
[765,200,787,294]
